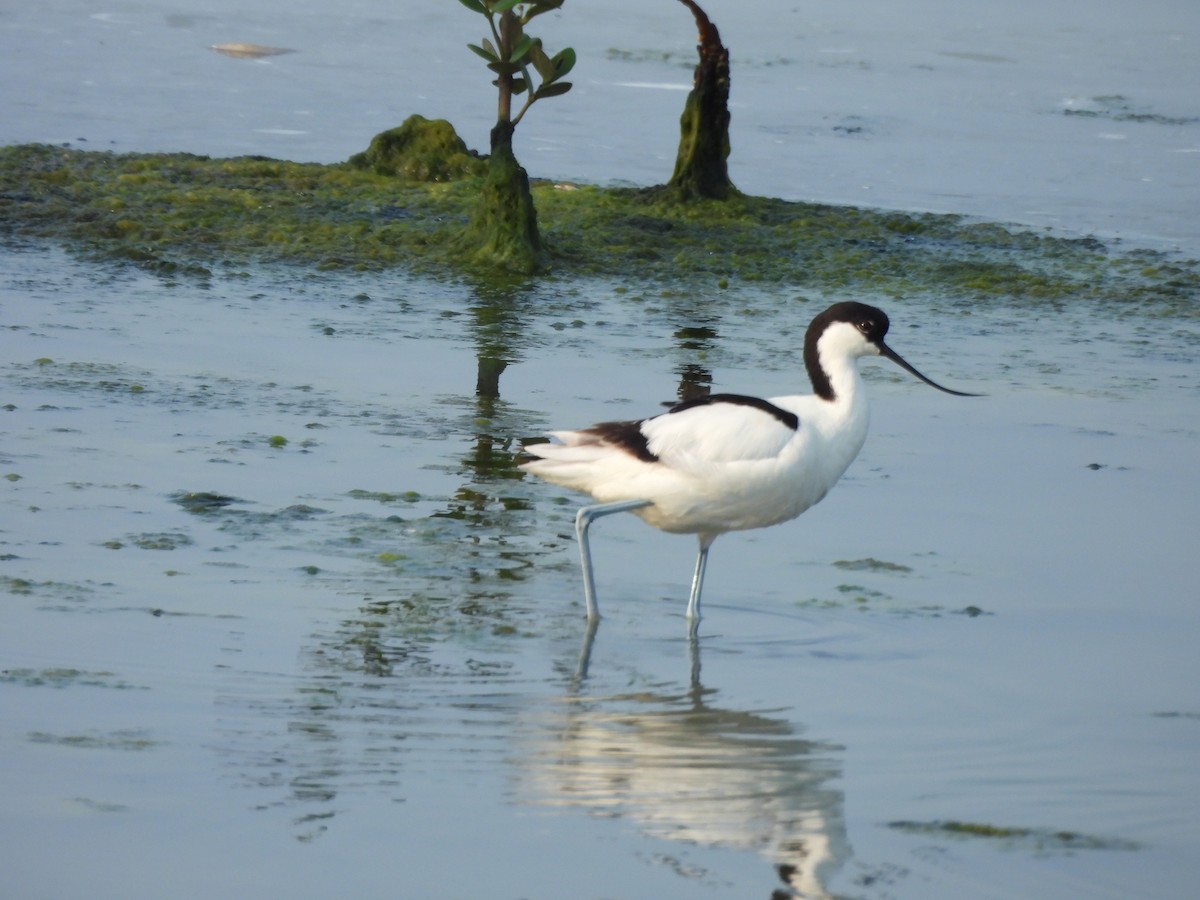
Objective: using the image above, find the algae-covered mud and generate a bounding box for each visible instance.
[3,141,1199,305]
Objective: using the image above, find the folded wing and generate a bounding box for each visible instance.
[642,393,801,470]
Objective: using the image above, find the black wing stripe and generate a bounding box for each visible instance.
[666,393,799,431]
[583,420,659,463]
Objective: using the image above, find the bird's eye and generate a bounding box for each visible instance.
[856,320,872,334]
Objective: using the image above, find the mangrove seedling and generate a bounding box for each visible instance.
[456,0,576,273]
[667,0,736,200]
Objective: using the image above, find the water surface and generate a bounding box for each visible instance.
[3,1,1200,898]
[2,245,1198,898]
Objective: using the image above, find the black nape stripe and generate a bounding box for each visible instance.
[584,419,659,463]
[803,301,889,401]
[667,393,800,431]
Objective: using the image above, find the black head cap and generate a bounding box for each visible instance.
[804,301,980,399]
[804,302,890,399]
[810,301,890,345]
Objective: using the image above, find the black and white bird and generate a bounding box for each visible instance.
[521,301,976,623]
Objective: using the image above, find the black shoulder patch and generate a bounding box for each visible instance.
[667,393,799,431]
[583,419,659,463]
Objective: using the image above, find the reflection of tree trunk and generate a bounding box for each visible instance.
[673,321,717,402]
[470,283,521,407]
[675,363,712,403]
[476,356,508,401]
[668,0,735,200]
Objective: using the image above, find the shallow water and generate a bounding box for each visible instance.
[3,1,1200,898]
[2,245,1199,899]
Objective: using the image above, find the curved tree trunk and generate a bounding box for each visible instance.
[667,0,736,200]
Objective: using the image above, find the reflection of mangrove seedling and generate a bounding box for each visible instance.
[456,0,576,273]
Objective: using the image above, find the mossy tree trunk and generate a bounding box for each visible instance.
[667,0,736,200]
[459,8,555,275]
[465,119,542,273]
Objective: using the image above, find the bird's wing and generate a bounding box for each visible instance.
[642,393,801,468]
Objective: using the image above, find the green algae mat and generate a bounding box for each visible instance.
[1,142,1197,311]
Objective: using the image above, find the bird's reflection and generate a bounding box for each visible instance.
[519,625,848,899]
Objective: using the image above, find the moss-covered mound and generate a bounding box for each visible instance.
[1,139,1197,311]
[348,114,484,181]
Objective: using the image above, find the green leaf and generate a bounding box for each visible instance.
[491,0,524,12]
[551,47,576,80]
[487,61,520,75]
[467,43,499,63]
[533,80,572,100]
[455,0,488,14]
[509,34,536,64]
[524,0,564,19]
[512,77,528,95]
[528,41,553,80]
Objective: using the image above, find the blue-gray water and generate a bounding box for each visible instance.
[3,2,1200,898]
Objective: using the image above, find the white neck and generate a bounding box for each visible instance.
[814,322,878,406]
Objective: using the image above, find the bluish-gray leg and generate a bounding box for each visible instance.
[685,534,716,623]
[575,499,652,620]
[572,617,600,687]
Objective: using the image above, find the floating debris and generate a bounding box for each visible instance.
[833,557,914,574]
[171,491,242,514]
[127,532,194,551]
[209,43,295,60]
[1061,94,1199,126]
[28,729,159,751]
[0,668,146,690]
[888,819,1140,852]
